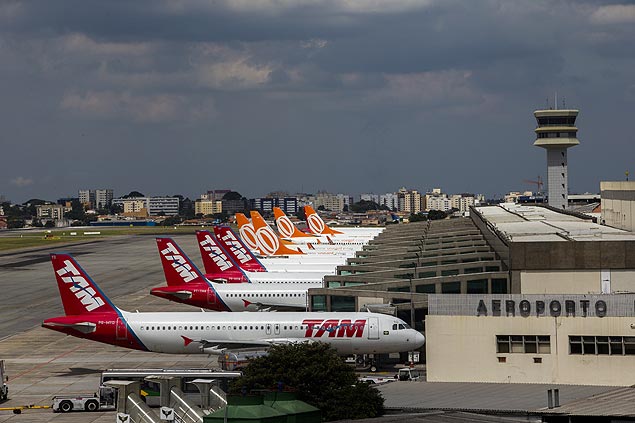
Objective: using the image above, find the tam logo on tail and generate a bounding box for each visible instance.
[220,231,252,264]
[56,259,105,312]
[160,242,198,283]
[199,233,234,271]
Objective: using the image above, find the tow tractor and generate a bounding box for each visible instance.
[0,360,7,401]
[52,386,116,413]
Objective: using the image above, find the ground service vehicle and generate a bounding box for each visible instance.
[397,368,421,381]
[218,351,268,371]
[0,360,7,400]
[52,386,116,413]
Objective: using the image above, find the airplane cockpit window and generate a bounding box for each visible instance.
[392,324,398,330]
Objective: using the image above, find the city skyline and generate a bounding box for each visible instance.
[1,1,633,203]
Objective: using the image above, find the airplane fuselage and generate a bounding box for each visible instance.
[44,311,424,355]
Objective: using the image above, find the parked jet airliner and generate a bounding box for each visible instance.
[213,226,348,272]
[152,237,320,311]
[236,212,357,258]
[196,231,337,282]
[273,207,375,246]
[303,205,384,237]
[42,253,425,355]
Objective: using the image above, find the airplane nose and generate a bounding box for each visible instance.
[414,331,425,348]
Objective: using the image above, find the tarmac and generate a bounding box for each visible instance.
[0,232,624,421]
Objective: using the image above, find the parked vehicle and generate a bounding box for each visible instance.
[397,368,421,381]
[52,386,116,413]
[0,360,8,400]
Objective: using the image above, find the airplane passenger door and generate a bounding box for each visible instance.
[207,290,217,305]
[266,324,272,335]
[115,318,128,341]
[367,317,379,340]
[274,324,280,335]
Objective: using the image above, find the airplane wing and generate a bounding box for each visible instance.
[241,299,306,312]
[182,336,297,353]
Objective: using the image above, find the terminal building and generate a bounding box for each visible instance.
[307,202,635,385]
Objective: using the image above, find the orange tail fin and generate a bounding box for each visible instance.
[304,205,343,235]
[274,207,313,238]
[249,211,304,256]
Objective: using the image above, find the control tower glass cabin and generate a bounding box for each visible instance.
[533,109,579,210]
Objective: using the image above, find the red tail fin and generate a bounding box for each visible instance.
[213,226,267,272]
[273,207,313,238]
[156,238,206,286]
[304,205,343,235]
[50,253,117,316]
[195,231,239,274]
[250,211,304,256]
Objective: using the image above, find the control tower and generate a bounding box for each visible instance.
[533,108,579,210]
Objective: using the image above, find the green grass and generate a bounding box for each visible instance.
[0,226,205,251]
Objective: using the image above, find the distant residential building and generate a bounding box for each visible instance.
[504,191,534,203]
[314,192,352,212]
[379,193,399,211]
[205,189,231,202]
[57,197,77,207]
[36,204,71,220]
[397,188,423,213]
[450,195,476,213]
[79,189,113,209]
[195,199,223,216]
[360,193,380,204]
[426,195,452,212]
[113,196,179,216]
[250,197,299,215]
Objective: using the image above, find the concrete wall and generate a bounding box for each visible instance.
[520,270,600,294]
[426,315,635,386]
[601,181,635,231]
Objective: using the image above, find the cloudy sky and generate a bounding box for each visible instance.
[1,0,633,203]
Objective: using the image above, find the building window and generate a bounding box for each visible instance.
[496,335,551,354]
[467,279,487,294]
[491,279,508,294]
[330,296,355,312]
[570,336,635,355]
[441,281,461,294]
[311,295,326,312]
[441,269,460,276]
[415,284,436,294]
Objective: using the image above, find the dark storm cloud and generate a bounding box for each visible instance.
[0,0,634,202]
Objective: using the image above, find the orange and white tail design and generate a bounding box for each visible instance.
[235,213,261,254]
[249,211,304,256]
[273,207,314,238]
[304,205,343,235]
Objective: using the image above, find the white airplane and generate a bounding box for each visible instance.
[196,230,338,280]
[303,205,384,237]
[213,226,349,272]
[152,237,320,311]
[273,207,373,246]
[236,212,358,258]
[42,253,425,355]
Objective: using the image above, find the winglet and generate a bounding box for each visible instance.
[49,253,118,316]
[156,238,206,286]
[182,336,194,347]
[304,205,343,235]
[242,299,252,308]
[250,211,304,256]
[274,207,313,238]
